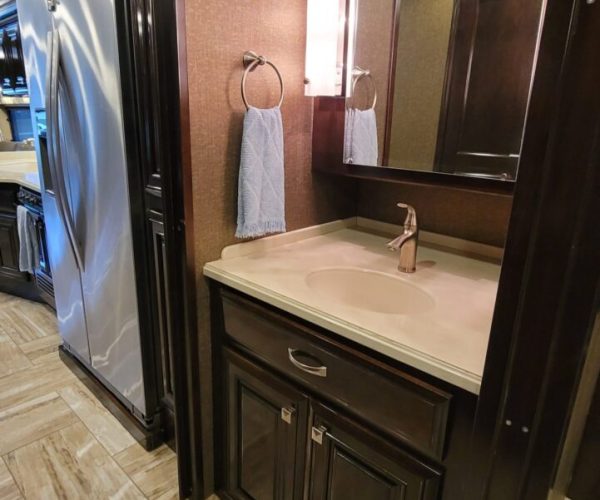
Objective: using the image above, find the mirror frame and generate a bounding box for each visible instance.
[310,0,519,195]
[312,96,515,194]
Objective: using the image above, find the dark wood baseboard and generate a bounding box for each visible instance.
[0,278,44,304]
[59,345,163,451]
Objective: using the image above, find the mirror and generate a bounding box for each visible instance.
[343,0,545,181]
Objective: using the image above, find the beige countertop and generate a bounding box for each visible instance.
[0,151,41,192]
[204,218,501,394]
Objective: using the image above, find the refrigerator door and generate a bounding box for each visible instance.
[53,0,147,415]
[17,0,90,363]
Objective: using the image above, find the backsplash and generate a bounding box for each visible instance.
[357,180,512,248]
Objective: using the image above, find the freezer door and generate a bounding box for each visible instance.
[17,0,90,363]
[53,0,147,415]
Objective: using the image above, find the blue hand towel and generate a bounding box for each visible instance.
[236,106,286,238]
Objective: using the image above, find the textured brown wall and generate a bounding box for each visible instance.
[353,0,395,164]
[184,0,356,493]
[357,180,512,247]
[389,0,454,170]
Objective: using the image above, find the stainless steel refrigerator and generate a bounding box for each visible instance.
[18,0,150,421]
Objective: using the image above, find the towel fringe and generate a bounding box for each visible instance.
[235,220,286,239]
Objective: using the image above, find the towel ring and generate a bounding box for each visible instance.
[348,67,377,110]
[241,51,285,110]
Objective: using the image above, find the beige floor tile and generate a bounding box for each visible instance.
[0,308,49,345]
[17,334,62,365]
[0,293,23,310]
[0,359,76,409]
[5,422,144,500]
[0,458,21,500]
[0,392,78,454]
[58,382,136,456]
[0,331,31,378]
[15,302,58,337]
[115,443,179,499]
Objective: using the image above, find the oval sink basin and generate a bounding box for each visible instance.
[306,268,435,315]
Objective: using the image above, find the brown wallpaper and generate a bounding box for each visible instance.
[357,180,513,247]
[353,0,395,165]
[184,0,355,492]
[389,0,454,170]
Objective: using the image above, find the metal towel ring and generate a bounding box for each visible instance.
[241,51,284,110]
[348,67,377,110]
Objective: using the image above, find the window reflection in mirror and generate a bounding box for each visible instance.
[344,0,546,181]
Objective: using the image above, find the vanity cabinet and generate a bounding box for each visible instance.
[213,285,475,500]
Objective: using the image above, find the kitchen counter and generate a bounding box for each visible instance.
[0,151,41,192]
[204,218,501,394]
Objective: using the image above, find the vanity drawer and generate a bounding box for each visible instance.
[220,290,451,460]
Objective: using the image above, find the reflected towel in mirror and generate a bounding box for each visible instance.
[236,106,286,239]
[344,108,378,166]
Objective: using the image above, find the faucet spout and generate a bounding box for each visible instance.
[387,203,418,273]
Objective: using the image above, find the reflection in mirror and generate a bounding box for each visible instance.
[344,0,545,181]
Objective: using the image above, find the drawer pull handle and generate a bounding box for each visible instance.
[288,348,327,377]
[281,406,295,424]
[311,425,328,445]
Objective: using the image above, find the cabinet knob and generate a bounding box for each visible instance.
[281,406,295,424]
[311,425,328,445]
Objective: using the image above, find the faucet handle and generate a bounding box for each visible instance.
[397,203,417,229]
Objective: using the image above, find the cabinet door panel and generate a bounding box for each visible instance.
[309,403,441,500]
[225,349,308,500]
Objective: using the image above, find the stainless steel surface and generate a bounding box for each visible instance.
[311,426,328,445]
[19,0,147,416]
[281,406,295,424]
[241,50,284,110]
[47,28,84,272]
[348,67,377,110]
[287,348,327,378]
[455,171,512,181]
[18,0,90,363]
[387,203,419,273]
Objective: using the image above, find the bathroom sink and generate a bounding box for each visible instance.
[306,268,435,315]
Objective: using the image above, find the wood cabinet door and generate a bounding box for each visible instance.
[225,349,309,500]
[308,403,442,500]
[0,212,26,280]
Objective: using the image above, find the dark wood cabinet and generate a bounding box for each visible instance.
[0,210,24,279]
[224,349,308,500]
[0,2,27,96]
[213,286,475,500]
[309,403,441,500]
[435,0,545,178]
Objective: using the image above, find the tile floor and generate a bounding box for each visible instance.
[0,292,179,500]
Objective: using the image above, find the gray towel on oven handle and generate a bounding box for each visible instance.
[17,205,39,274]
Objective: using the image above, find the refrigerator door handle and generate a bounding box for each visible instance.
[45,28,85,271]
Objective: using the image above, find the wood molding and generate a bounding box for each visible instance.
[469,0,600,497]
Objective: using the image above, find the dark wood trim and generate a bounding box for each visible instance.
[115,0,162,429]
[312,94,516,193]
[468,0,600,497]
[172,0,203,497]
[433,0,462,172]
[116,0,201,496]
